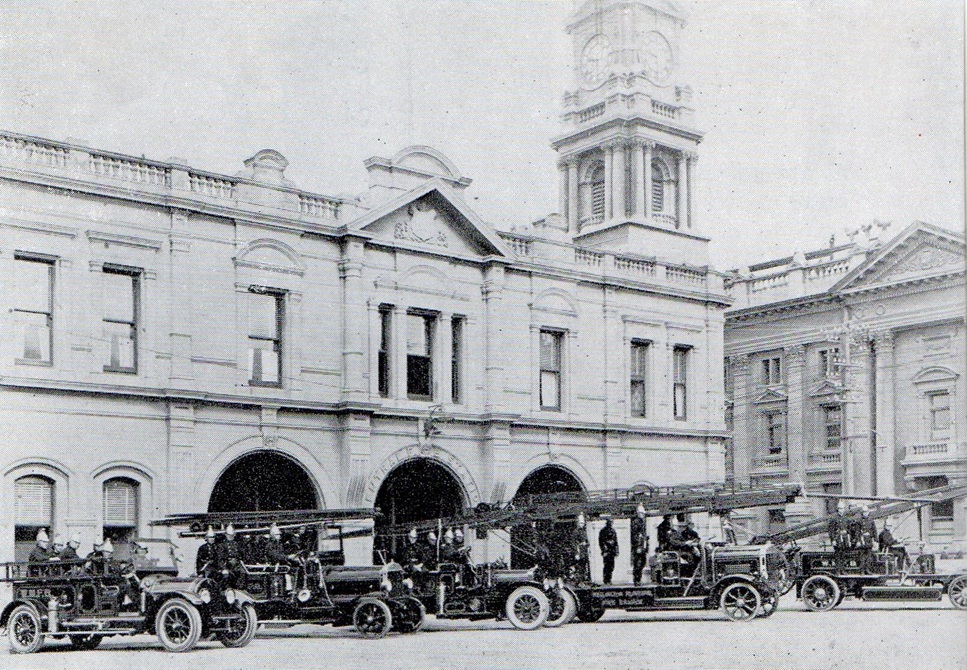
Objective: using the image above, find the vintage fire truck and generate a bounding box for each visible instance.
[385,481,801,625]
[152,509,425,639]
[0,539,257,654]
[752,483,967,611]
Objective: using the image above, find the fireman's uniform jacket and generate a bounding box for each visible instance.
[196,540,217,575]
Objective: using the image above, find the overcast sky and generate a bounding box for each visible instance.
[1,1,962,269]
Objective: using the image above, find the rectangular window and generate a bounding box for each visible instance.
[540,330,563,410]
[822,405,842,450]
[818,348,840,377]
[15,476,54,562]
[451,317,463,404]
[929,391,951,432]
[766,411,786,454]
[378,306,392,397]
[13,255,54,364]
[406,312,434,400]
[762,356,782,385]
[673,346,689,420]
[102,266,139,373]
[103,479,139,557]
[248,289,283,387]
[630,340,649,417]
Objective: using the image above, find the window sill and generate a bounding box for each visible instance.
[103,366,137,375]
[407,394,434,402]
[249,381,283,389]
[16,358,53,367]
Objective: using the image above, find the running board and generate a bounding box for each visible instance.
[647,597,707,610]
[861,586,943,602]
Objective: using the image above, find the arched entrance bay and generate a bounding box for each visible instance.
[510,465,584,569]
[373,458,465,564]
[208,451,318,513]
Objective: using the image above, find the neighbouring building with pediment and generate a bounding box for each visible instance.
[724,222,967,551]
[0,2,732,577]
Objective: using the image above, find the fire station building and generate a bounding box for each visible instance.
[0,2,730,573]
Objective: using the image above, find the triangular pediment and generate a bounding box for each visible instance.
[348,180,511,259]
[833,222,965,293]
[752,388,788,404]
[809,379,845,398]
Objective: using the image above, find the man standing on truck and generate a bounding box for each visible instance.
[598,516,619,585]
[631,504,649,586]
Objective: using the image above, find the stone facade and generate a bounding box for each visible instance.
[724,223,967,551]
[0,1,729,574]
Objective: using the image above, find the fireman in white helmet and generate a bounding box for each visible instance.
[631,503,649,585]
[196,525,217,576]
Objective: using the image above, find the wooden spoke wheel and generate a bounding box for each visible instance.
[7,604,44,654]
[156,598,203,652]
[800,575,841,612]
[720,582,761,622]
[216,603,258,648]
[505,586,550,630]
[353,598,393,639]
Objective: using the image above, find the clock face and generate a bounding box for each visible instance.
[639,31,673,85]
[580,35,612,86]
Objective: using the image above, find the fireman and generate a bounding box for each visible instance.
[598,516,619,585]
[630,504,649,586]
[195,526,217,576]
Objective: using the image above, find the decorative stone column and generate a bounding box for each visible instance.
[602,286,623,423]
[676,151,687,229]
[557,159,569,230]
[613,143,626,220]
[168,211,194,385]
[873,330,896,496]
[631,141,645,219]
[785,344,806,483]
[643,142,654,220]
[843,331,873,497]
[482,263,506,414]
[392,305,408,399]
[567,156,580,236]
[437,311,453,405]
[340,235,368,404]
[685,151,697,230]
[730,355,751,484]
[604,143,615,220]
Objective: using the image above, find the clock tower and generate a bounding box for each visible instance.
[553,0,707,264]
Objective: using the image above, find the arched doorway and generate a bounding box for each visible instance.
[208,451,318,513]
[510,465,584,568]
[373,458,465,564]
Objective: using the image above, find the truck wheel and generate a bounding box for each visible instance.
[545,588,577,627]
[7,604,44,654]
[156,598,203,652]
[801,575,840,612]
[216,603,258,648]
[759,589,779,618]
[720,582,761,622]
[505,586,550,630]
[576,602,605,623]
[948,575,967,610]
[353,598,393,639]
[68,633,104,650]
[391,596,426,634]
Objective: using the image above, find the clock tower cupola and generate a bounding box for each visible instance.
[553,0,706,263]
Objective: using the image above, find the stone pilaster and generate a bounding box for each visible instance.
[843,332,873,496]
[392,305,407,399]
[631,141,645,219]
[604,143,615,220]
[557,160,569,231]
[643,142,654,220]
[437,311,453,405]
[602,287,623,423]
[730,355,751,484]
[168,211,194,385]
[676,151,686,229]
[341,412,372,507]
[482,264,506,414]
[339,236,368,404]
[685,152,697,230]
[873,330,896,496]
[567,157,580,236]
[785,344,806,482]
[613,143,626,220]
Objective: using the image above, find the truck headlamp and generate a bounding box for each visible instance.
[381,575,393,594]
[197,588,212,604]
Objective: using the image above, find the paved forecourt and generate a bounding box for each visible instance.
[2,595,964,670]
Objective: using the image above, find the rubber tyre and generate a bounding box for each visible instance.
[391,596,426,634]
[7,604,44,654]
[801,575,841,612]
[68,633,104,650]
[759,589,779,618]
[216,603,258,648]
[155,598,203,652]
[948,574,967,610]
[505,586,550,631]
[575,601,605,623]
[720,582,761,622]
[353,598,393,639]
[545,588,577,628]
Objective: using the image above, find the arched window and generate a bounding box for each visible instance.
[103,477,139,557]
[14,475,54,561]
[589,163,605,221]
[651,160,666,213]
